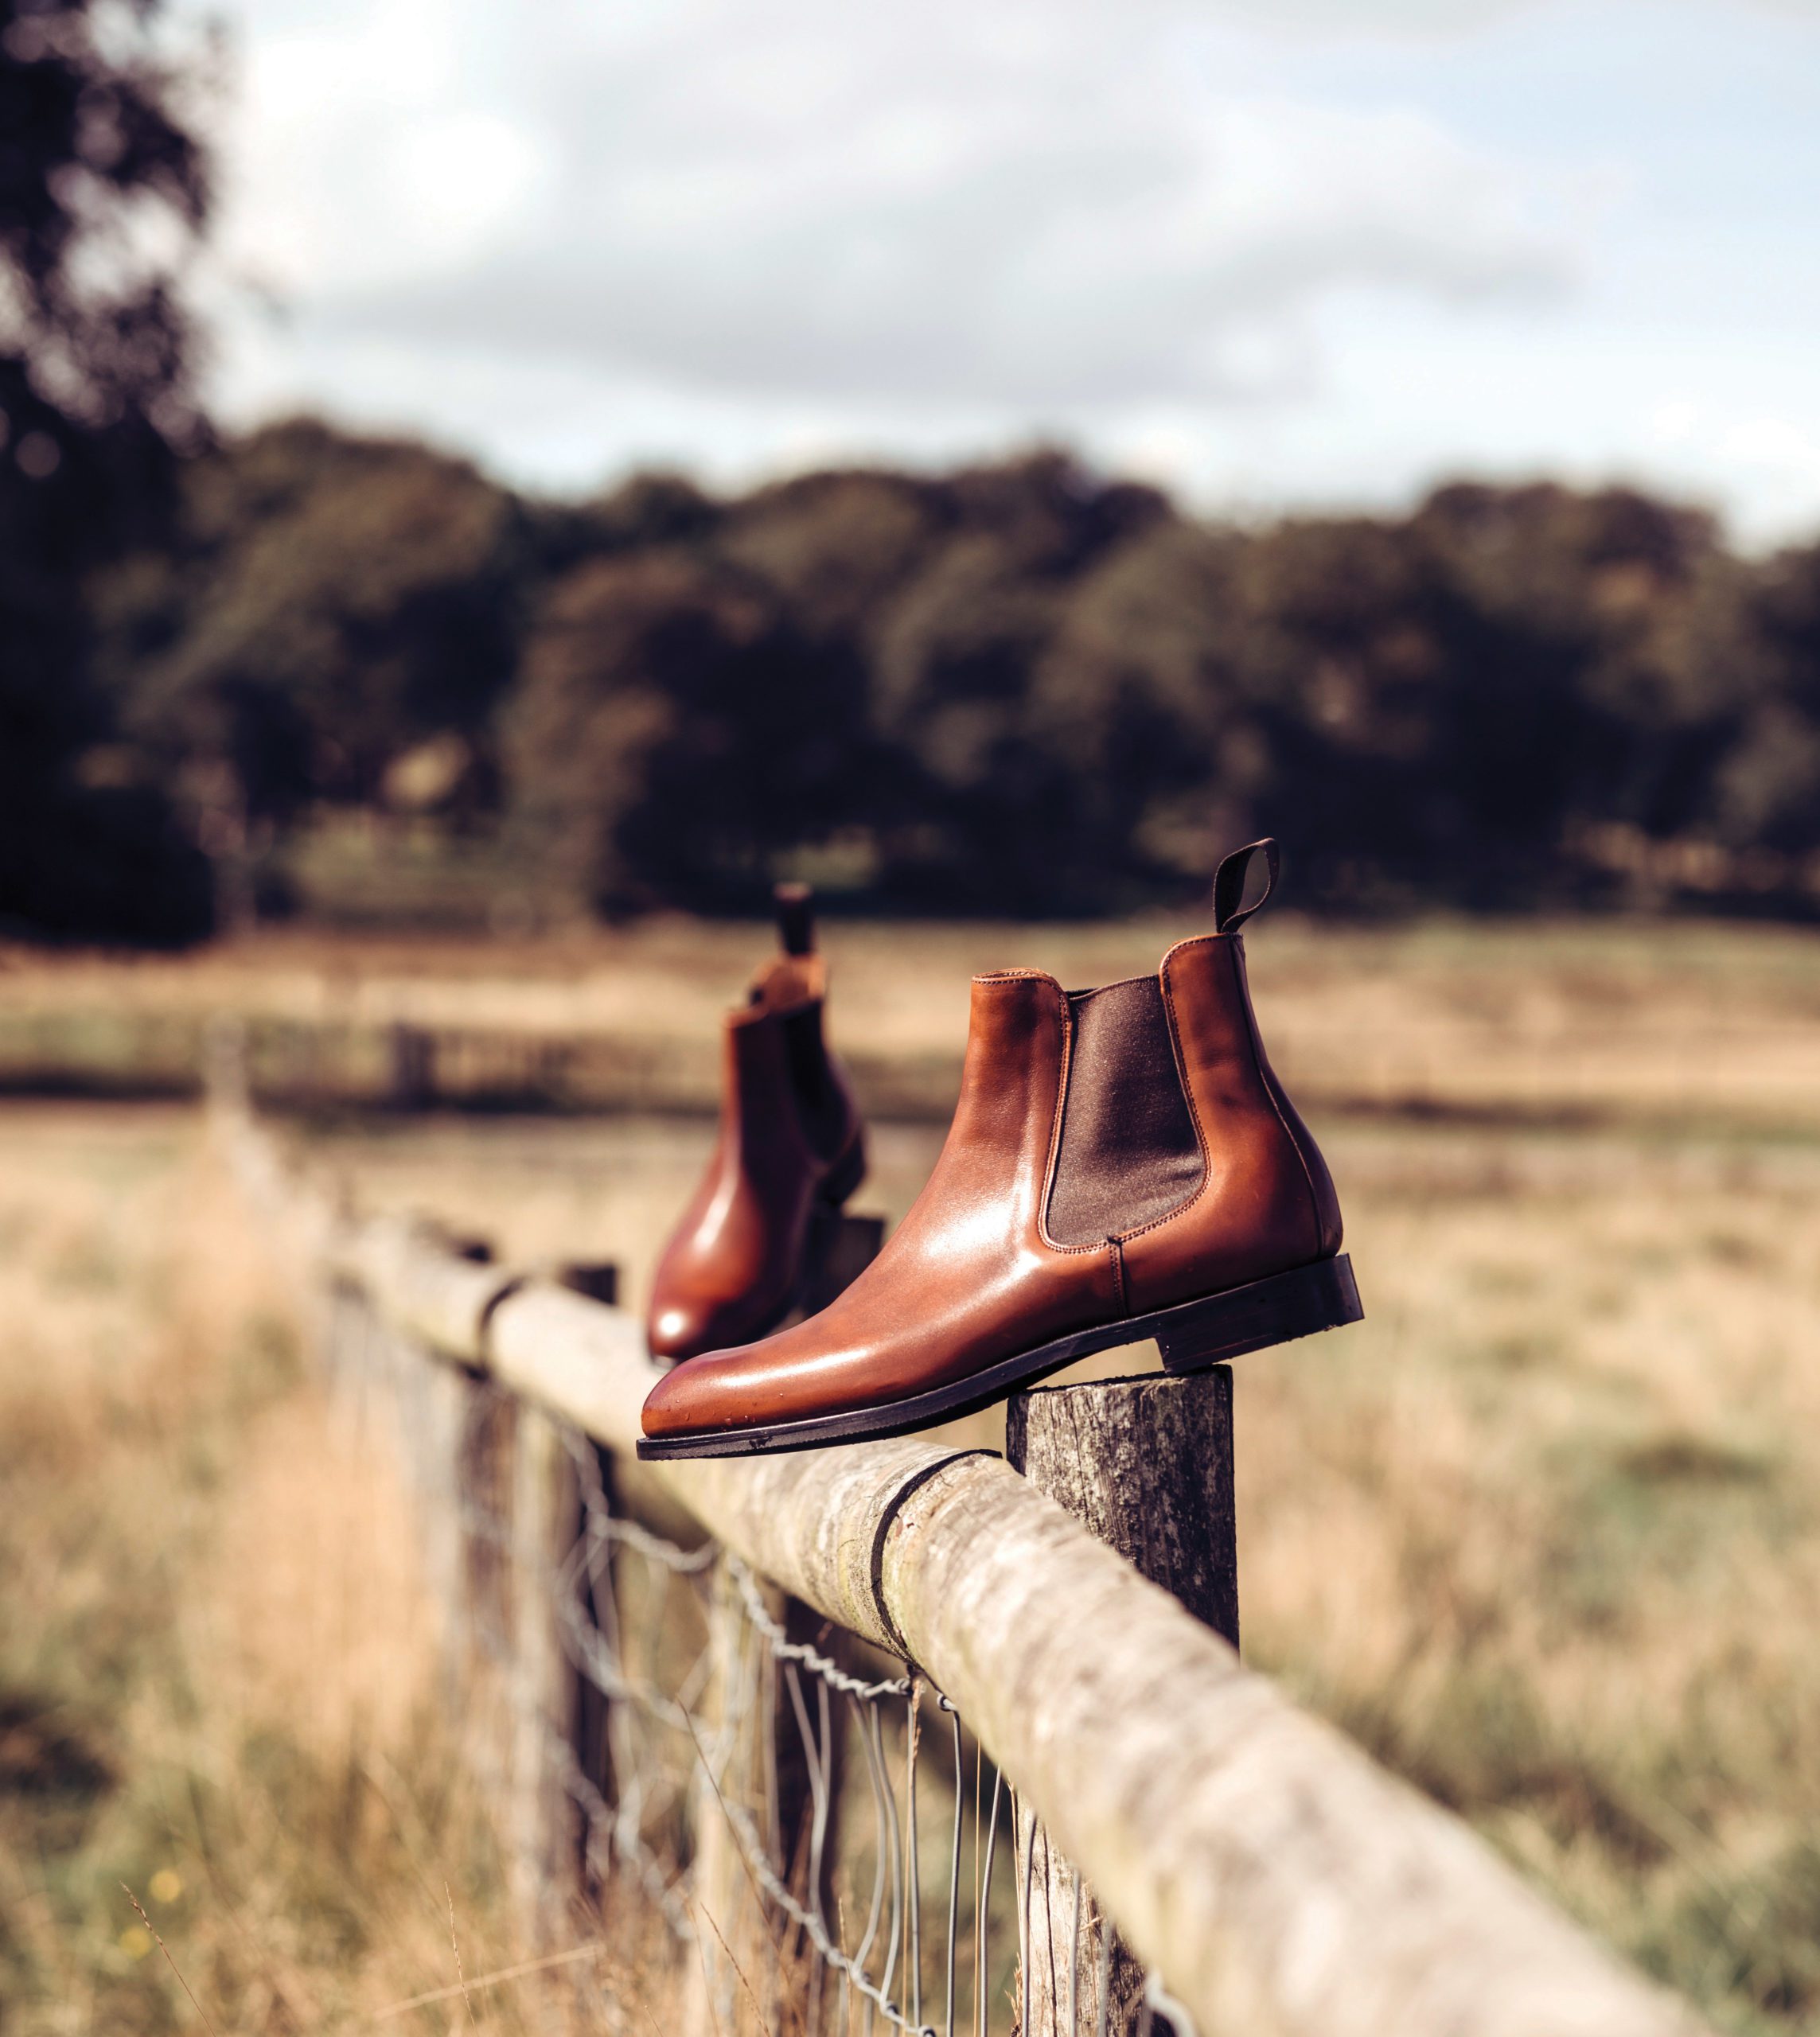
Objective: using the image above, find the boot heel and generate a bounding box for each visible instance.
[1152,1255,1362,1374]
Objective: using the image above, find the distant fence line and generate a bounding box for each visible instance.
[14,984,1820,1147]
[220,1063,1707,2037]
[1,1006,959,1118]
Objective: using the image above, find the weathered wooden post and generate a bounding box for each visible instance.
[1005,1365,1238,2037]
[388,1022,435,1111]
[555,1261,620,1307]
[456,1377,519,1825]
[680,1554,763,2037]
[397,1330,471,1697]
[503,1404,581,1938]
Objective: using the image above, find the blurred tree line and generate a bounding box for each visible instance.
[10,2,1820,944]
[1,0,216,943]
[70,422,1820,934]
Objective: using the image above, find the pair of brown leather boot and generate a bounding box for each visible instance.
[641,843,1360,1459]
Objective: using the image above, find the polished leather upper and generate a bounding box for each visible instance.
[641,929,1341,1437]
[645,956,863,1365]
[1120,934,1340,1315]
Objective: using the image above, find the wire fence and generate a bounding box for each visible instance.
[217,1044,1720,2037]
[325,1272,1190,2037]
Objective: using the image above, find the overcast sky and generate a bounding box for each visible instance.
[200,0,1820,545]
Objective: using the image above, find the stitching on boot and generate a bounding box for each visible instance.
[1230,937,1328,1260]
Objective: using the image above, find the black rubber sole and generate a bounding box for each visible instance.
[637,1253,1362,1460]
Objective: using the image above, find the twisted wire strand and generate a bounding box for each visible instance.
[372,1305,1025,2037]
[713,1785,937,2037]
[726,1555,913,1700]
[543,1431,941,2033]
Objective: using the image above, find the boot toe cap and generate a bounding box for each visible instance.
[641,1346,754,1437]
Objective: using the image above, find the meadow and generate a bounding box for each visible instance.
[2,909,1818,2032]
[0,1107,619,2031]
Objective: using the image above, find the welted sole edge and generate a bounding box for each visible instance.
[636,1253,1362,1461]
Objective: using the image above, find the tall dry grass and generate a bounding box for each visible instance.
[8,910,1820,1135]
[295,1104,1820,2035]
[0,1105,628,2032]
[6,909,1820,2034]
[1237,1124,1820,2031]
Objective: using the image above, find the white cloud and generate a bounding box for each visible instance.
[341,98,1567,411]
[209,0,1569,406]
[197,0,1820,543]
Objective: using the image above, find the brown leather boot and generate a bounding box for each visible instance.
[645,886,866,1367]
[638,841,1359,1457]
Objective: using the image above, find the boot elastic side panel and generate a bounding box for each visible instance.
[1045,976,1205,1248]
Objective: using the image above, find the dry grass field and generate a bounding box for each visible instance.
[3,910,1819,2033]
[9,907,1820,1133]
[0,1108,618,2032]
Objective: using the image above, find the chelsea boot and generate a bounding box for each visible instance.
[639,841,1359,1456]
[645,885,866,1367]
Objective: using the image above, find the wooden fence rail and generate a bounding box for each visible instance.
[220,1081,1710,2037]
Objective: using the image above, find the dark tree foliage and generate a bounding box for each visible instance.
[97,419,528,824]
[1,10,1811,936]
[489,446,1820,918]
[0,0,214,943]
[1228,486,1770,907]
[12,21,1812,935]
[86,414,1820,927]
[1729,541,1820,855]
[505,547,878,913]
[863,454,1179,909]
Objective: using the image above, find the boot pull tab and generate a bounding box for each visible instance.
[774,882,816,956]
[1213,838,1280,933]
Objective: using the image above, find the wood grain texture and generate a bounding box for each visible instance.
[1005,1368,1238,1646]
[1005,1369,1240,2033]
[679,1555,748,2037]
[231,1111,1713,2037]
[415,1248,1707,2037]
